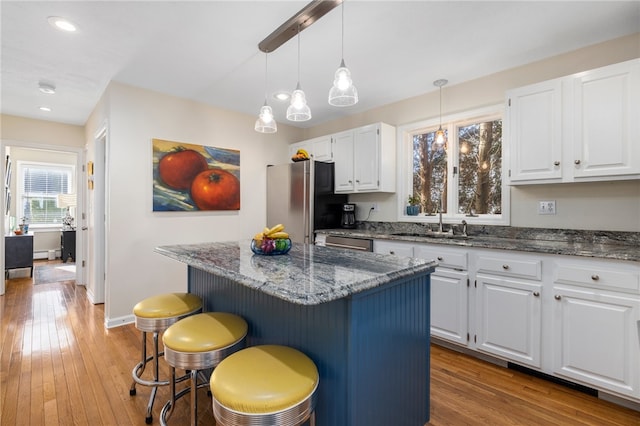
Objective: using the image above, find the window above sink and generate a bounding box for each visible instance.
[397,104,510,226]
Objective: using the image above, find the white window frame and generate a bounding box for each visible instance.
[16,160,76,229]
[396,104,510,226]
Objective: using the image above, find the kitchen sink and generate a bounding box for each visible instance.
[391,232,471,240]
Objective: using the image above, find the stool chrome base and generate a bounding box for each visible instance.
[130,303,202,424]
[212,393,317,426]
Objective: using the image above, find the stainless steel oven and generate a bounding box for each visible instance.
[323,235,373,252]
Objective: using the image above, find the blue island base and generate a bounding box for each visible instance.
[190,266,430,426]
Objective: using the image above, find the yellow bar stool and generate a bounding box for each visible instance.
[130,292,202,424]
[210,345,319,426]
[160,312,248,426]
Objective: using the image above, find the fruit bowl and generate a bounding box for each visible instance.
[251,238,292,255]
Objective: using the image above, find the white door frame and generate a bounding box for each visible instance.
[86,126,107,305]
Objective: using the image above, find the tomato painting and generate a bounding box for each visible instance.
[153,139,240,212]
[158,148,208,190]
[190,168,240,210]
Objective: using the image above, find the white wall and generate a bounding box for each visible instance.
[85,82,303,325]
[302,33,640,232]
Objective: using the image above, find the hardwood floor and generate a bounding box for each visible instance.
[1,263,639,425]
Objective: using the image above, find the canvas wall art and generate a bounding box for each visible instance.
[153,139,240,211]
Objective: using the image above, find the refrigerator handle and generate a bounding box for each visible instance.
[303,162,311,244]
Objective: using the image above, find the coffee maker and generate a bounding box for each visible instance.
[340,203,356,229]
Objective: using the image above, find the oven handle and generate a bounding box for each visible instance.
[324,242,370,251]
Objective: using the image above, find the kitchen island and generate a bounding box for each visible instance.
[155,240,436,426]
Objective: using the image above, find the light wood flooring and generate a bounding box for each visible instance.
[1,260,639,425]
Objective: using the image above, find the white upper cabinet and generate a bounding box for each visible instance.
[288,135,333,163]
[571,60,640,179]
[334,122,396,194]
[506,59,640,185]
[506,79,563,182]
[333,130,356,192]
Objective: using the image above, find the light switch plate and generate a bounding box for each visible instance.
[538,200,556,215]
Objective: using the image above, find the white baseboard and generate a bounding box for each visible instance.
[105,314,134,329]
[33,249,61,260]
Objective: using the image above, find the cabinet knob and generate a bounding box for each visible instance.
[389,251,395,255]
[437,256,443,261]
[502,264,509,270]
[533,291,540,297]
[574,159,581,165]
[348,180,352,184]
[591,274,600,281]
[554,161,560,166]
[554,294,562,300]
[356,179,360,183]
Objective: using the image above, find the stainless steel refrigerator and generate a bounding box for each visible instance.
[267,161,347,244]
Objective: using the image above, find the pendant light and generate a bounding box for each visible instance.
[328,0,358,107]
[255,52,277,133]
[286,26,311,122]
[433,79,448,148]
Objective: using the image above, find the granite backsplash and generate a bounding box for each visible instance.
[352,221,640,247]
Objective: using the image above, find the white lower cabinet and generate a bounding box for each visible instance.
[430,269,469,345]
[552,258,640,399]
[374,238,640,402]
[552,286,640,398]
[413,245,470,346]
[475,274,542,368]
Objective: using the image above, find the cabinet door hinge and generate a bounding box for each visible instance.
[377,128,380,135]
[474,335,477,343]
[508,169,511,177]
[467,333,470,342]
[466,278,470,287]
[82,260,85,267]
[508,98,511,107]
[474,280,477,288]
[453,166,458,175]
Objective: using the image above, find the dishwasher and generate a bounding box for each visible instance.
[320,235,373,252]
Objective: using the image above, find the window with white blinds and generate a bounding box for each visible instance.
[17,162,74,225]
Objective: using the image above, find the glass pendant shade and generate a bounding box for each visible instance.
[328,59,358,106]
[287,28,311,122]
[328,1,358,107]
[434,127,446,147]
[255,52,277,133]
[286,83,312,121]
[433,78,448,149]
[255,102,277,133]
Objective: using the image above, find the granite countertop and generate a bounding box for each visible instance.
[155,241,436,305]
[316,227,640,262]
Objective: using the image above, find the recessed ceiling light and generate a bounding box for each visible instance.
[273,91,291,102]
[38,81,56,94]
[39,106,52,112]
[48,16,77,32]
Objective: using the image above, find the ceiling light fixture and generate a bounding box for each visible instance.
[47,16,77,32]
[273,91,291,102]
[38,81,56,94]
[328,0,358,107]
[433,79,448,148]
[286,27,311,122]
[258,0,341,53]
[255,52,277,134]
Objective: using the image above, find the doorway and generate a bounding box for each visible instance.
[1,141,84,296]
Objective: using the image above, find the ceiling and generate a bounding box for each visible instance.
[1,1,639,129]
